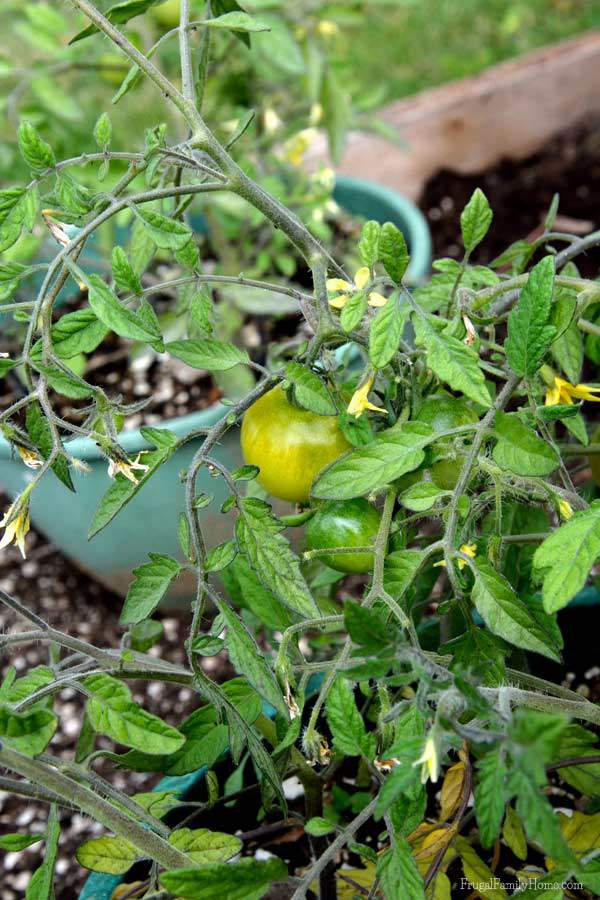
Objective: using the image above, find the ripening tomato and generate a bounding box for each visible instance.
[305,498,381,574]
[241,385,351,504]
[416,395,479,489]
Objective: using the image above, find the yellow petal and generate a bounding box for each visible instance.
[367,291,388,308]
[329,294,349,310]
[353,266,370,290]
[326,278,352,292]
[364,400,387,414]
[545,383,562,406]
[570,382,600,401]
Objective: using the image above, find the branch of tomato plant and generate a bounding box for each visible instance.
[183,374,279,670]
[546,754,600,771]
[70,0,348,283]
[0,744,191,871]
[480,686,600,727]
[443,372,522,572]
[290,797,379,900]
[178,0,196,106]
[0,776,78,811]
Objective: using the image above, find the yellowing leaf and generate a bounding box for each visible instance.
[440,762,465,821]
[556,811,600,860]
[455,836,508,900]
[337,862,377,897]
[502,805,527,860]
[429,871,452,900]
[413,826,456,875]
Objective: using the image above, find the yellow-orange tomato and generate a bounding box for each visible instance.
[241,385,351,504]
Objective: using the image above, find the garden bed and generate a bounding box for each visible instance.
[419,117,600,276]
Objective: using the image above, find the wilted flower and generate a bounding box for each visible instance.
[17,447,43,469]
[107,453,150,485]
[302,729,331,766]
[0,502,30,558]
[347,373,386,418]
[462,313,477,345]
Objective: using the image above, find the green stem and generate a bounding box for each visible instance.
[0,746,190,870]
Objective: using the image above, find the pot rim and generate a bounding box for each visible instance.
[0,177,430,462]
[332,175,432,281]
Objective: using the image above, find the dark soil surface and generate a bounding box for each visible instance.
[0,287,304,432]
[420,118,600,277]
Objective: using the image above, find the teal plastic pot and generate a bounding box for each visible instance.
[333,175,431,282]
[0,177,431,601]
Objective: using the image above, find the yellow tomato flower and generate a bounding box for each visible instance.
[310,102,324,125]
[434,543,477,571]
[558,499,573,521]
[545,375,600,406]
[317,20,340,38]
[326,267,389,310]
[263,108,282,134]
[283,128,317,167]
[0,504,30,558]
[413,733,440,784]
[107,453,150,485]
[347,373,387,418]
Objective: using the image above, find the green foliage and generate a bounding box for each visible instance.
[506,256,556,377]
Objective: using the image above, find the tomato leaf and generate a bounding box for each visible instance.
[506,256,556,377]
[460,188,493,252]
[285,362,336,415]
[120,553,181,624]
[413,314,491,407]
[236,498,318,618]
[533,500,600,613]
[471,558,561,661]
[492,412,559,476]
[312,423,433,500]
[166,338,249,371]
[76,836,138,875]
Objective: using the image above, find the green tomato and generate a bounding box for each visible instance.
[241,385,351,504]
[416,395,479,433]
[151,0,183,28]
[416,395,479,489]
[305,498,381,574]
